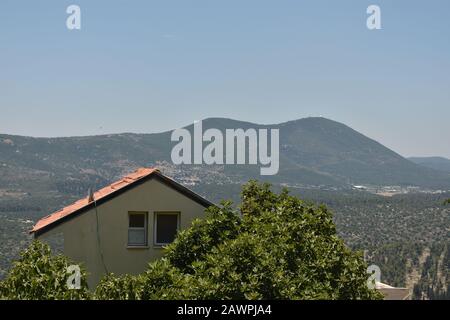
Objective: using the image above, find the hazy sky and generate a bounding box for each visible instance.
[0,0,449,157]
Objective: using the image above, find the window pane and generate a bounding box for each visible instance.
[128,229,146,246]
[156,214,178,244]
[129,214,145,228]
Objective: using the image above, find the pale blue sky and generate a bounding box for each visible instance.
[0,1,449,157]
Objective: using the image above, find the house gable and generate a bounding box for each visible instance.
[31,168,213,238]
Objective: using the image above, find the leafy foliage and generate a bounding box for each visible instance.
[0,240,90,300]
[95,273,144,300]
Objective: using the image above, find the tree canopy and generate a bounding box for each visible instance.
[0,241,90,300]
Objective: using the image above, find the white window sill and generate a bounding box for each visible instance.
[126,245,149,249]
[153,243,172,248]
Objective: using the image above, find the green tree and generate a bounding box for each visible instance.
[99,181,382,300]
[95,273,144,300]
[0,240,90,300]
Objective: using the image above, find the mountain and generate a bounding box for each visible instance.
[274,118,449,187]
[408,156,450,174]
[1,117,449,215]
[191,117,450,187]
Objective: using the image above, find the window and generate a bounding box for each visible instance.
[128,212,148,247]
[154,212,180,246]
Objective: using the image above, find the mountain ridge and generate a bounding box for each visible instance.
[1,117,449,196]
[409,156,450,174]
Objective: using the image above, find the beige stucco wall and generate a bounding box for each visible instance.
[37,178,208,288]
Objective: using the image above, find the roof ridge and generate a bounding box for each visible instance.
[30,167,212,237]
[31,167,157,234]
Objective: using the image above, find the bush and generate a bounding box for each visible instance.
[0,240,90,300]
[95,273,144,300]
[140,259,193,300]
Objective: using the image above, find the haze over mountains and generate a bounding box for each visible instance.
[1,117,449,209]
[409,156,450,174]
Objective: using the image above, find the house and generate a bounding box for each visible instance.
[30,168,213,287]
[376,282,411,300]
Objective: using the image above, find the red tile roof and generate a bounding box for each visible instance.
[31,168,158,234]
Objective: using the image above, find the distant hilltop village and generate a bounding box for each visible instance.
[351,185,449,197]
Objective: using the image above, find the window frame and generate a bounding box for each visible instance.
[127,211,148,247]
[153,211,180,247]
